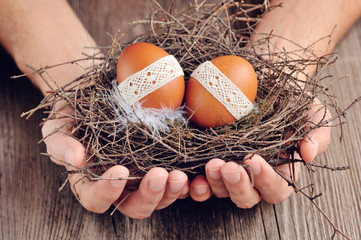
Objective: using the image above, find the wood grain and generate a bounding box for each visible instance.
[1,1,360,239]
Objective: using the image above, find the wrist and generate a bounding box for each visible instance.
[14,42,96,96]
[1,0,97,96]
[256,0,361,53]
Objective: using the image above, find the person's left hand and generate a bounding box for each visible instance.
[188,98,331,207]
[189,156,299,206]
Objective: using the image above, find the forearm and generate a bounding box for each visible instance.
[254,0,361,61]
[0,0,96,95]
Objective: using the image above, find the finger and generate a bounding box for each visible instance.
[42,104,75,136]
[43,129,85,168]
[300,98,332,162]
[189,175,212,202]
[116,168,168,219]
[155,170,188,210]
[220,162,261,209]
[69,165,129,213]
[205,158,229,198]
[178,180,190,199]
[244,155,299,204]
[42,109,84,168]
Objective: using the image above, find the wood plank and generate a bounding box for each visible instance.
[1,1,360,239]
[274,19,361,240]
[69,0,192,46]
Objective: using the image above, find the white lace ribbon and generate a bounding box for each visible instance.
[191,61,254,120]
[117,55,184,106]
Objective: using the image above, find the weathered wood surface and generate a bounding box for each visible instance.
[1,1,361,239]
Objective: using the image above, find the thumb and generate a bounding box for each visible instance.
[300,98,332,162]
[41,106,85,169]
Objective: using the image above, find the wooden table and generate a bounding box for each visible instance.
[1,1,360,239]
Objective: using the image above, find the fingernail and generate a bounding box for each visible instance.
[168,180,186,192]
[208,168,221,180]
[193,185,208,195]
[64,147,74,165]
[247,160,261,175]
[148,175,168,191]
[110,172,127,187]
[222,171,241,183]
[312,140,319,160]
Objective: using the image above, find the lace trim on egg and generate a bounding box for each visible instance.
[117,55,184,106]
[191,61,253,120]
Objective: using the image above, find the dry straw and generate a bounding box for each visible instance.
[23,0,347,186]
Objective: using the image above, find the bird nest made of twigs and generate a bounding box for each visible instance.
[23,0,340,184]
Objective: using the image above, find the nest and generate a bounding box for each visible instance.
[24,0,340,184]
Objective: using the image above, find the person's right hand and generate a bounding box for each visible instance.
[41,105,189,218]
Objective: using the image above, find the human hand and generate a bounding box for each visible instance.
[42,105,189,218]
[188,98,331,207]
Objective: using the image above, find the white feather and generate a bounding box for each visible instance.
[104,80,187,136]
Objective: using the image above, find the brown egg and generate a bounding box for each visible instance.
[185,55,258,128]
[117,42,185,109]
